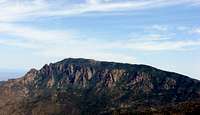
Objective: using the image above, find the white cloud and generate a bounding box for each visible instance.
[83,0,200,13]
[178,27,200,35]
[0,23,136,64]
[0,23,74,45]
[86,0,101,5]
[1,23,200,55]
[123,26,200,51]
[0,39,37,49]
[96,37,200,51]
[150,25,168,32]
[0,0,199,22]
[0,0,48,22]
[128,33,172,42]
[124,39,200,51]
[37,46,136,64]
[191,28,200,34]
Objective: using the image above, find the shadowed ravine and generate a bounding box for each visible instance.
[0,58,200,115]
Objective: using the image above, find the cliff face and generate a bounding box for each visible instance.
[0,58,200,115]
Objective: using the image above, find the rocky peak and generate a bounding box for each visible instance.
[0,58,200,115]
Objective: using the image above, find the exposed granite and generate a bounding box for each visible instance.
[0,58,200,115]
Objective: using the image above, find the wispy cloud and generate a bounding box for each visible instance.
[0,23,136,63]
[149,25,168,32]
[98,36,200,52]
[124,39,200,51]
[0,0,200,22]
[176,26,200,35]
[190,28,200,34]
[1,23,200,52]
[117,25,200,51]
[0,23,74,46]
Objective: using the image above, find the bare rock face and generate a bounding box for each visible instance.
[0,58,200,115]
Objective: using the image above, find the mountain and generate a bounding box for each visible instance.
[0,58,200,115]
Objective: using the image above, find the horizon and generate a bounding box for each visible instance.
[0,57,199,81]
[0,0,200,80]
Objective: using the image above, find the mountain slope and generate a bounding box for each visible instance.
[0,58,200,115]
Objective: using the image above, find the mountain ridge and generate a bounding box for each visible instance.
[0,58,200,115]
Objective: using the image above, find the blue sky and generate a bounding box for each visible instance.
[0,0,200,80]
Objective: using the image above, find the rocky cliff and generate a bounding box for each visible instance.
[0,58,200,115]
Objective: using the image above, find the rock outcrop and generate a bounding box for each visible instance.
[0,58,200,115]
